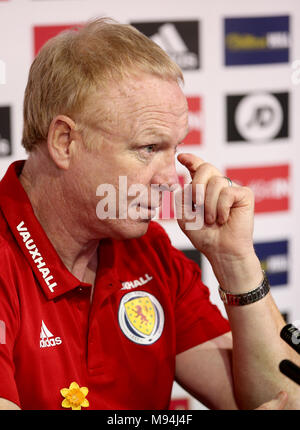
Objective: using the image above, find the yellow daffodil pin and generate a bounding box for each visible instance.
[60,382,89,410]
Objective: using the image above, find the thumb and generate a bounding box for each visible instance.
[255,391,288,410]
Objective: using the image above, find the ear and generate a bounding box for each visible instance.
[47,115,79,170]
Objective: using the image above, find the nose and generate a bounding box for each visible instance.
[151,155,179,189]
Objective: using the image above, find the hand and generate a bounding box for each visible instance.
[177,153,255,260]
[255,391,288,410]
[176,153,261,290]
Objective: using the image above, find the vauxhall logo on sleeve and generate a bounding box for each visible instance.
[254,240,289,287]
[226,164,290,213]
[131,20,200,70]
[226,92,288,143]
[224,15,290,65]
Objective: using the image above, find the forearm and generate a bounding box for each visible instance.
[228,294,300,409]
[213,255,300,409]
[176,153,300,409]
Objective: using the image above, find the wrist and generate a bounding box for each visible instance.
[211,253,263,294]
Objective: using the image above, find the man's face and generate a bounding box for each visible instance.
[72,73,189,240]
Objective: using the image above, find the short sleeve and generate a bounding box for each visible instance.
[0,242,21,407]
[171,246,231,355]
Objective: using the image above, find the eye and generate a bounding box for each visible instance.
[139,144,157,155]
[136,144,158,161]
[144,144,156,153]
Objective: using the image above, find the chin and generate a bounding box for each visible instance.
[103,219,151,241]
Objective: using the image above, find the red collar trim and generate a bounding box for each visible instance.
[0,161,89,300]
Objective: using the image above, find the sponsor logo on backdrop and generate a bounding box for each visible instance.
[254,240,289,286]
[225,15,290,65]
[34,24,80,55]
[0,106,12,157]
[184,96,203,146]
[131,20,200,70]
[226,164,290,213]
[180,249,202,270]
[226,92,288,142]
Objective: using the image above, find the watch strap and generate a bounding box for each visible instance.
[218,271,270,306]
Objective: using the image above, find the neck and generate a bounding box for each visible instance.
[19,152,99,282]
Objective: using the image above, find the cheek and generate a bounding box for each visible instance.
[86,148,157,193]
[116,158,155,187]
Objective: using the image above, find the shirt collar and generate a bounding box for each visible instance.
[0,160,91,300]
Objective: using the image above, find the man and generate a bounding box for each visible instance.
[0,18,299,410]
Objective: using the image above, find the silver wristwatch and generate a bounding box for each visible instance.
[218,271,270,306]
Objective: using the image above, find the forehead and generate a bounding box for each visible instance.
[118,75,187,121]
[87,74,188,139]
[115,74,186,106]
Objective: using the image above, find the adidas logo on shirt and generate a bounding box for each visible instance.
[40,320,62,348]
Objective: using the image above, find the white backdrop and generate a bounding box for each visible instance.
[0,0,299,410]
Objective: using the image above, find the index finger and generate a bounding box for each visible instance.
[177,153,205,178]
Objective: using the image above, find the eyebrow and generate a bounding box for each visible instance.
[138,128,171,141]
[136,126,190,144]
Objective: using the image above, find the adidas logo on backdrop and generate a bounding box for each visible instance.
[131,20,200,70]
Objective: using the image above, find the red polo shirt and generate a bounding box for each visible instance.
[0,161,230,410]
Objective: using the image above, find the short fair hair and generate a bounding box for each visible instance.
[22,17,184,152]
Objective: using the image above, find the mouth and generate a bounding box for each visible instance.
[137,203,159,218]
